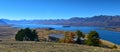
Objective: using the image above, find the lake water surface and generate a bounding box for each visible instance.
[12,24,120,45]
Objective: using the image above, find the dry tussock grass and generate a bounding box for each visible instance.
[0,42,119,52]
[0,26,119,52]
[36,29,65,40]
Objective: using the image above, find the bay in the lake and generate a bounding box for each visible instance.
[12,24,120,45]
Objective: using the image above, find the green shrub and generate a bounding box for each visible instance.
[75,30,85,44]
[15,28,39,41]
[76,30,84,38]
[85,31,100,46]
[111,45,117,49]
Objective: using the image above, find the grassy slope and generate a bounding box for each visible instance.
[0,25,19,40]
[0,26,119,52]
[0,42,119,52]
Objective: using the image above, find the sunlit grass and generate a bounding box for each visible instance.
[0,42,119,52]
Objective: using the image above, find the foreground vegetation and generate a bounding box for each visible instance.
[0,41,119,52]
[15,28,101,46]
[15,28,119,49]
[15,28,39,41]
[0,26,119,51]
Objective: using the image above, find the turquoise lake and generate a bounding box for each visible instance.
[12,24,120,45]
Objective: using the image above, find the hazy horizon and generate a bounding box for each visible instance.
[0,0,120,20]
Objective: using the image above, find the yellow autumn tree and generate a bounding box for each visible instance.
[59,31,75,43]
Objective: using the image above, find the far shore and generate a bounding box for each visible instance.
[100,27,120,32]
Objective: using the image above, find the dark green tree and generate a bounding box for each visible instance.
[15,28,39,41]
[76,30,85,38]
[85,31,100,46]
[15,29,23,41]
[75,30,85,44]
[32,30,39,41]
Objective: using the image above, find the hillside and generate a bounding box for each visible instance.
[0,41,119,52]
[0,25,119,52]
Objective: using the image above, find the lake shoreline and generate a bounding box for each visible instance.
[100,27,120,32]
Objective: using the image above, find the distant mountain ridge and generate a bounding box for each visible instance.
[30,15,120,26]
[1,15,120,26]
[0,19,7,25]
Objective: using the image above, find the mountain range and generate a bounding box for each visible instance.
[29,15,120,26]
[1,15,120,26]
[0,19,7,25]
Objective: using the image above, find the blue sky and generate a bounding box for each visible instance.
[0,0,120,20]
